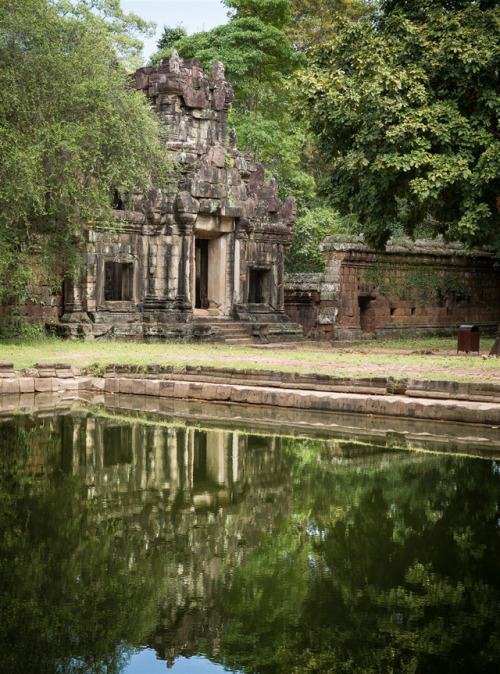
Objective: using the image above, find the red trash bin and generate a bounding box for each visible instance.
[457,325,480,355]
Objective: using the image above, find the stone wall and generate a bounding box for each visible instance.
[285,236,500,340]
[283,274,323,338]
[0,257,63,330]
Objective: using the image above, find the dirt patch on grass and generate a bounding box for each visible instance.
[225,346,500,383]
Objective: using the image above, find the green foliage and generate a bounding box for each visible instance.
[161,0,377,267]
[149,24,188,65]
[287,0,374,50]
[297,2,500,250]
[0,317,48,341]
[285,206,359,272]
[157,24,187,50]
[218,513,310,671]
[3,413,500,670]
[167,3,316,208]
[0,0,170,302]
[174,15,304,115]
[216,441,500,672]
[224,0,292,29]
[229,108,316,202]
[360,261,472,305]
[0,415,168,673]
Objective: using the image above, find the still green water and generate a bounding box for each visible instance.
[1,410,500,673]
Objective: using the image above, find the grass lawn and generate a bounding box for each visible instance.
[0,335,498,383]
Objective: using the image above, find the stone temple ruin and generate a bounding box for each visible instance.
[5,52,498,344]
[59,53,301,342]
[285,236,500,340]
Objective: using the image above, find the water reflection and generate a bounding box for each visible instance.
[1,411,500,673]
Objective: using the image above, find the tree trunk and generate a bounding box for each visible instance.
[489,335,500,356]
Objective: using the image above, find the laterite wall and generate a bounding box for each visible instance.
[285,237,500,341]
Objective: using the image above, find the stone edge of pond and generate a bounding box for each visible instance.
[4,361,499,402]
[1,362,500,425]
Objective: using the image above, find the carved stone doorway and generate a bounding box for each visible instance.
[195,239,209,309]
[193,233,229,316]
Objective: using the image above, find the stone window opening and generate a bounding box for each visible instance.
[248,269,270,304]
[112,189,124,210]
[104,261,133,301]
[390,307,396,316]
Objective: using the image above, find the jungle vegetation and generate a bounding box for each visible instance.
[151,0,500,268]
[0,0,171,303]
[1,0,498,299]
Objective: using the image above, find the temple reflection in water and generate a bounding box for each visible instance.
[20,411,291,668]
[4,408,500,674]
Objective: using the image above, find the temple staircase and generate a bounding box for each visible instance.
[217,322,255,345]
[192,312,303,345]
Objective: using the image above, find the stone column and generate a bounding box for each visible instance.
[173,191,199,315]
[173,222,194,312]
[233,237,240,306]
[85,416,97,487]
[233,219,250,316]
[60,271,90,323]
[168,427,180,493]
[231,432,239,485]
[275,244,285,314]
[143,232,174,320]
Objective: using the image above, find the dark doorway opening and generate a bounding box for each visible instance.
[193,430,207,484]
[103,426,133,466]
[248,269,269,304]
[104,262,133,301]
[358,295,376,333]
[247,435,273,452]
[195,239,209,309]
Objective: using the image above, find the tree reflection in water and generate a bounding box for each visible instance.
[0,413,499,673]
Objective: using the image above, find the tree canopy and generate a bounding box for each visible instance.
[216,439,500,672]
[157,24,188,50]
[286,0,374,50]
[0,0,170,302]
[224,0,292,29]
[148,0,374,272]
[167,1,315,212]
[150,24,188,65]
[174,14,303,117]
[296,1,500,249]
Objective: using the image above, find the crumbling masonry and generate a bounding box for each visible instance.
[60,53,301,341]
[285,236,500,340]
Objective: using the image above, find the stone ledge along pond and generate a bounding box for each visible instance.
[1,395,500,673]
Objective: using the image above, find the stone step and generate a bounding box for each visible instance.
[217,324,253,334]
[212,322,254,345]
[193,319,256,345]
[219,327,251,335]
[218,323,248,328]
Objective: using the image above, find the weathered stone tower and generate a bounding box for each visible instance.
[60,52,301,341]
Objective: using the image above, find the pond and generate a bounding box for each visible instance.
[1,402,500,673]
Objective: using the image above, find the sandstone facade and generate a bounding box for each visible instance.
[285,236,500,340]
[58,53,299,341]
